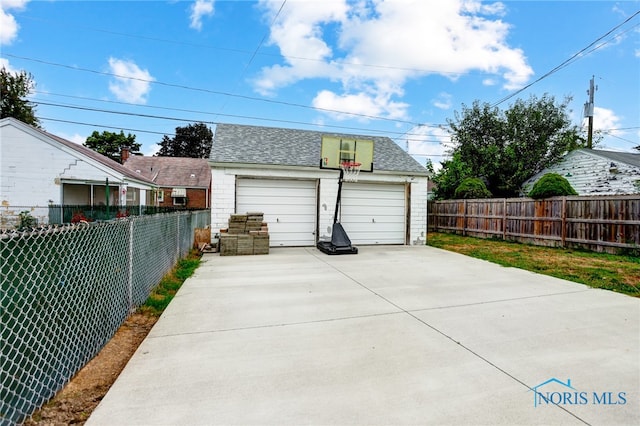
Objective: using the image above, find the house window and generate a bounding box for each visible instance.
[171,188,187,206]
[157,190,164,203]
[126,188,138,205]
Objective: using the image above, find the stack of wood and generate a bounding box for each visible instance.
[220,212,269,256]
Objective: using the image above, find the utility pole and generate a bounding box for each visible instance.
[584,76,596,149]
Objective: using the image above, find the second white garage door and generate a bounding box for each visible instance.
[340,182,406,245]
[236,178,317,247]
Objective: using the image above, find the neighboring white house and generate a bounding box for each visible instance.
[522,148,640,196]
[0,117,156,228]
[210,123,430,247]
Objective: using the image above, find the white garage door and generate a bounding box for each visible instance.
[340,182,406,245]
[236,179,317,247]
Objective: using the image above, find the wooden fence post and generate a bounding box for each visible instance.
[503,198,507,241]
[463,199,467,236]
[561,196,567,248]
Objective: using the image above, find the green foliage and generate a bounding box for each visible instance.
[17,211,37,229]
[454,177,492,199]
[1,67,41,127]
[141,251,201,316]
[84,130,141,163]
[156,122,213,158]
[425,158,435,174]
[528,173,577,199]
[433,94,587,199]
[431,151,472,199]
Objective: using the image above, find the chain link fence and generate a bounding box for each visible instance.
[1,210,210,425]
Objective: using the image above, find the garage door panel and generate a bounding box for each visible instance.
[342,222,405,232]
[342,205,405,217]
[341,183,405,245]
[341,231,403,245]
[241,195,316,206]
[341,216,404,224]
[343,191,404,200]
[236,179,316,247]
[251,204,316,216]
[342,198,404,208]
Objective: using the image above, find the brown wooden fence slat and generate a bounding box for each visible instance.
[430,195,640,254]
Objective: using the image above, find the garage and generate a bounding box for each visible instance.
[340,182,406,245]
[236,178,317,247]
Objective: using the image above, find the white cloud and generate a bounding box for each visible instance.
[58,132,86,145]
[432,92,453,110]
[189,0,215,31]
[402,124,453,172]
[0,0,28,45]
[0,57,17,72]
[591,106,621,135]
[254,0,532,120]
[312,89,408,121]
[107,58,154,104]
[584,106,632,150]
[145,143,161,157]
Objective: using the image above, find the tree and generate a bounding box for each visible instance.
[454,177,492,199]
[1,67,41,127]
[84,130,141,163]
[156,122,213,158]
[528,173,577,199]
[433,95,587,199]
[431,151,472,199]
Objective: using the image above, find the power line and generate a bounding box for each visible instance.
[39,117,176,137]
[215,0,287,116]
[31,91,447,137]
[491,10,640,107]
[36,101,450,144]
[6,52,425,126]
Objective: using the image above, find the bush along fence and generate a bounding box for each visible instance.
[430,195,640,254]
[0,210,210,425]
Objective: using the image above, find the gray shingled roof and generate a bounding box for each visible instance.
[123,156,211,188]
[587,149,640,167]
[210,123,428,174]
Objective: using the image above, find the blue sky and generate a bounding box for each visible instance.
[1,0,639,169]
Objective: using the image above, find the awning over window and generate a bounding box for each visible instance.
[171,188,187,197]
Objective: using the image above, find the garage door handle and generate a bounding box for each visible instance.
[277,218,279,222]
[372,218,375,223]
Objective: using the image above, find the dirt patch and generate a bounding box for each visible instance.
[24,312,158,425]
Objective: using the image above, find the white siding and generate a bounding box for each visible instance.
[210,165,428,247]
[236,178,317,247]
[523,150,640,196]
[410,178,428,245]
[0,119,154,228]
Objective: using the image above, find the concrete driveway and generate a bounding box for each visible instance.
[87,246,639,425]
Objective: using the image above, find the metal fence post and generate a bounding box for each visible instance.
[128,218,134,311]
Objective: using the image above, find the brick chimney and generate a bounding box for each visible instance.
[121,147,130,164]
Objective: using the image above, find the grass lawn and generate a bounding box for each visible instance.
[139,250,202,315]
[427,232,640,297]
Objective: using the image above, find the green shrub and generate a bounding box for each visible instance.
[18,211,37,229]
[454,177,492,199]
[528,173,577,199]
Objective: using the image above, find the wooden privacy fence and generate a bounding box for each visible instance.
[430,195,640,253]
